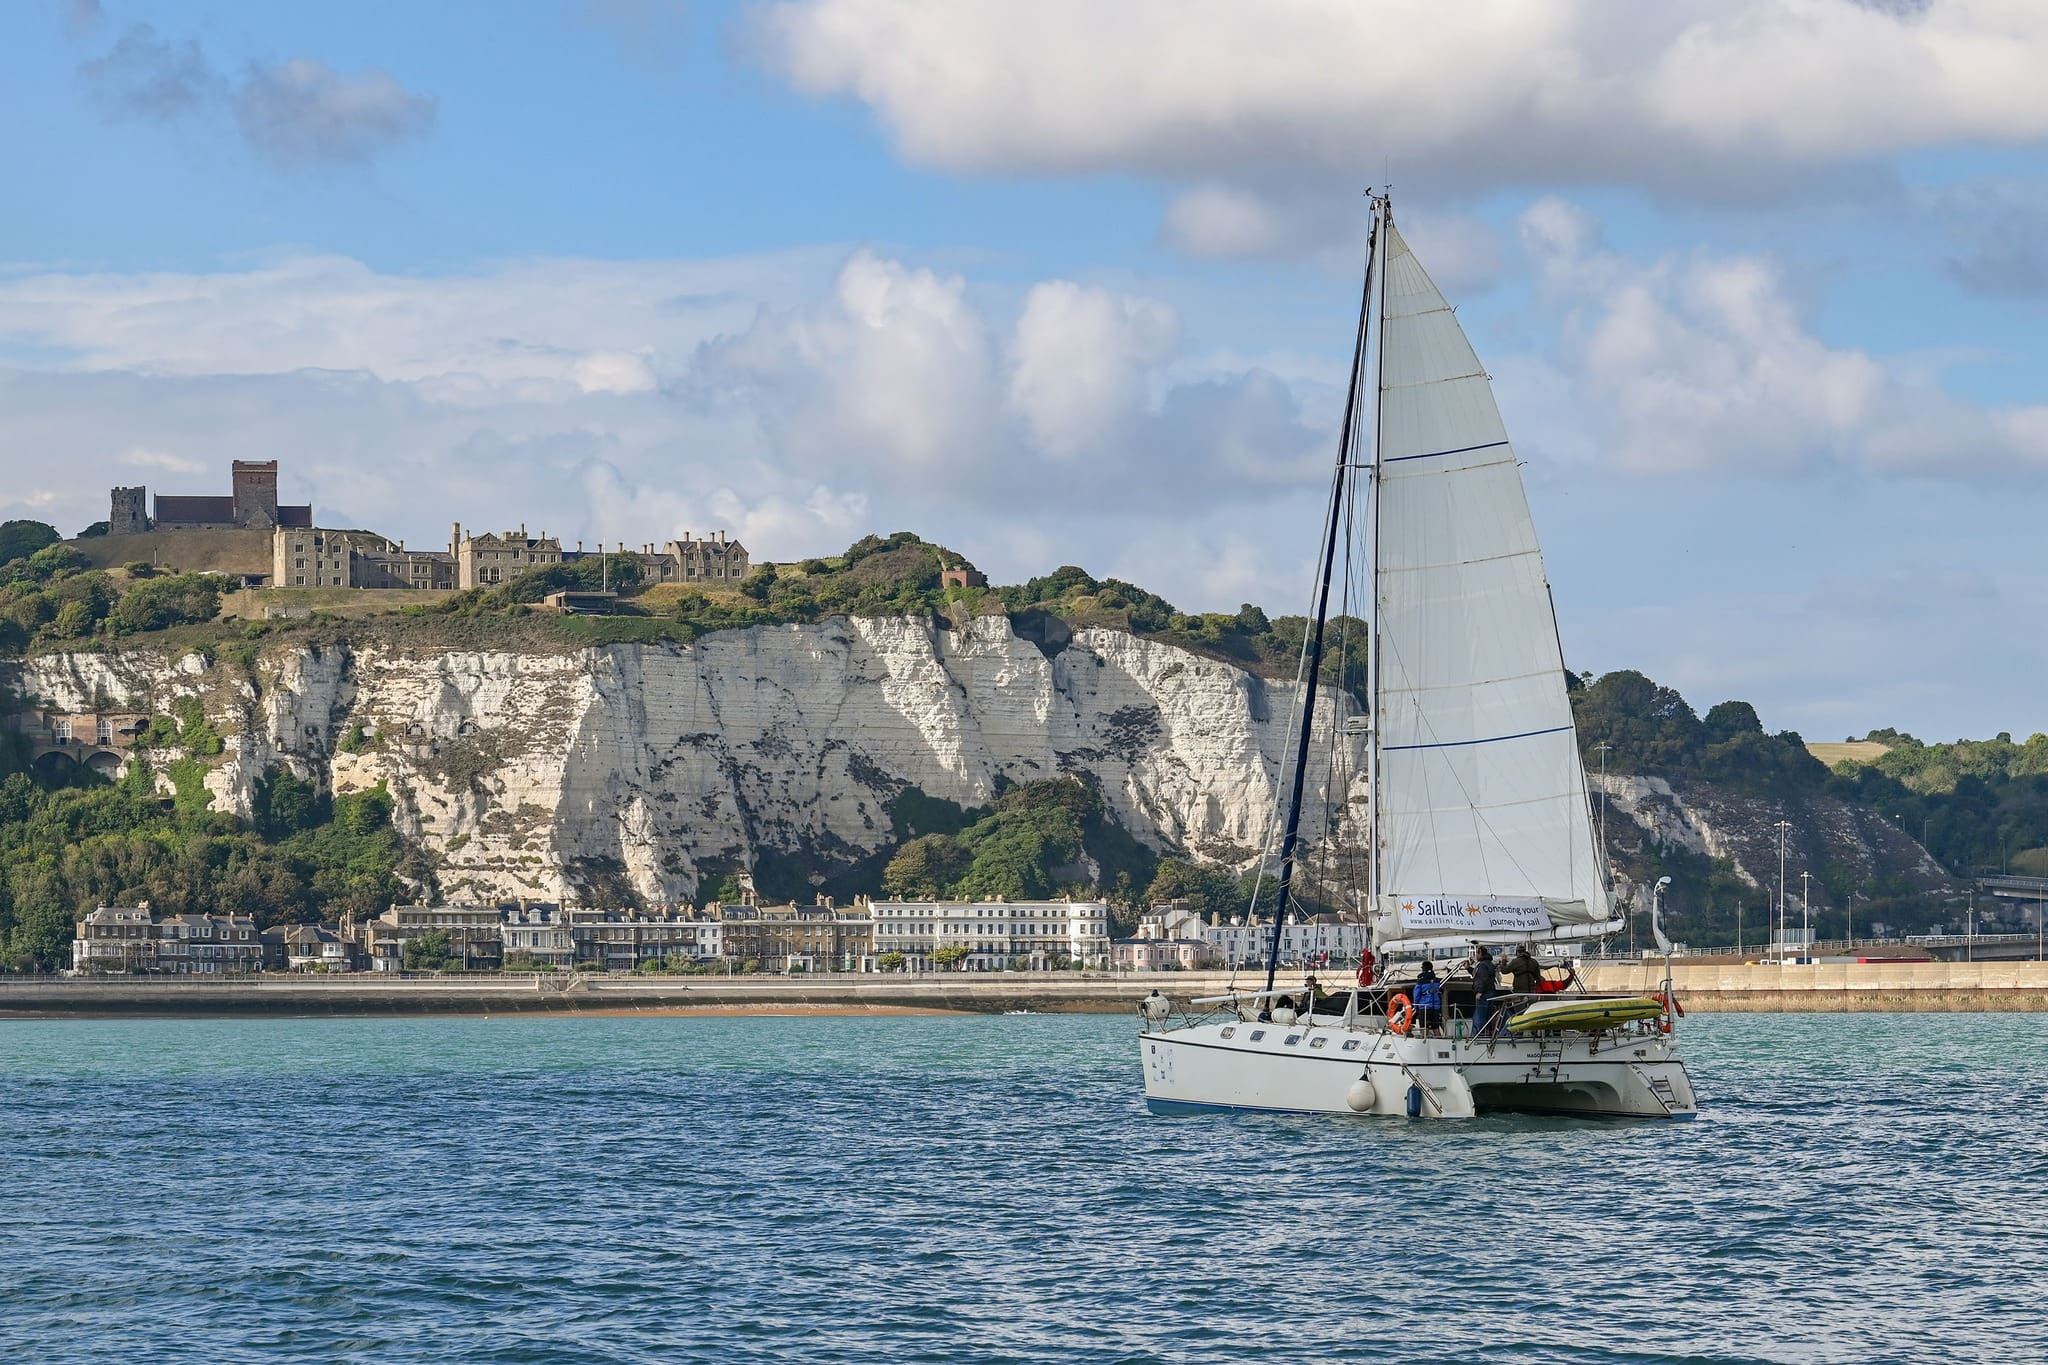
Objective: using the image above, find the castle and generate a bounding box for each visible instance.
[106,460,751,593]
[109,460,312,534]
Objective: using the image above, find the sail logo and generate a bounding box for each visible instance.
[1398,896,1550,933]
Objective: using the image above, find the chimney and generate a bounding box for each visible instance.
[452,522,462,554]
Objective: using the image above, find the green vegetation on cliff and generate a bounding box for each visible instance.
[1569,668,2048,942]
[0,725,431,970]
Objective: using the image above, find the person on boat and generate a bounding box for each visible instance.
[1469,946,1501,1036]
[1355,945,1376,988]
[1505,945,1544,995]
[1410,961,1444,1034]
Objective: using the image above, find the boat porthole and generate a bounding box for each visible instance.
[1342,1040,1360,1052]
[1249,1030,1265,1041]
[1221,1027,1236,1039]
[1310,1037,1328,1049]
[1284,1035,1301,1045]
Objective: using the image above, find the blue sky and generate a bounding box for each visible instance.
[5,1,2048,741]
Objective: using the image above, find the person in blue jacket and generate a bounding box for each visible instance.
[1410,960,1444,1034]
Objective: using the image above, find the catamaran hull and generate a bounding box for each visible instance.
[1140,1022,1698,1120]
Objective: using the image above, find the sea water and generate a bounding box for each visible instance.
[2,1012,2045,1364]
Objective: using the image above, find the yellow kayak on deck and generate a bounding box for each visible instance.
[1506,996,1665,1034]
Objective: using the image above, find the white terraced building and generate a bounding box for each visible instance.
[867,899,1111,970]
[1204,916,1372,970]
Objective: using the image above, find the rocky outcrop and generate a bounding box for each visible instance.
[1594,773,1956,909]
[8,616,1364,904]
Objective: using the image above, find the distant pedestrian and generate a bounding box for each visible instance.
[1470,946,1500,1036]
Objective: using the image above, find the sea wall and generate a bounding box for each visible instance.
[9,963,2048,1016]
[1577,960,2048,1012]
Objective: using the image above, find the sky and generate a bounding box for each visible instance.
[3,1,2048,741]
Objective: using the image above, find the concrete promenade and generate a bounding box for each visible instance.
[1577,960,2048,1012]
[6,961,2048,1015]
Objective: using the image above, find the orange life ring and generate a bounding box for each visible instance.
[1653,991,1686,1018]
[1387,993,1415,1035]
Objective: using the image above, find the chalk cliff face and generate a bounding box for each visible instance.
[1594,774,1955,909]
[9,617,1366,903]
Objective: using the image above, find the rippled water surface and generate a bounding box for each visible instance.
[4,1012,2047,1363]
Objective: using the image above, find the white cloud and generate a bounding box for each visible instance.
[1007,281,1176,458]
[569,351,659,394]
[1509,197,2048,476]
[0,247,1336,583]
[754,0,2048,245]
[121,447,206,475]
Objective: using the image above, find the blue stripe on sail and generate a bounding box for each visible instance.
[1383,724,1572,752]
[1383,439,1510,464]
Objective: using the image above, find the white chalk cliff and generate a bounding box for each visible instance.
[9,616,1367,903]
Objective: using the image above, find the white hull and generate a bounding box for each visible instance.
[1140,1017,1698,1120]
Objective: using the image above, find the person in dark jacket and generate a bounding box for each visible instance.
[1505,945,1544,995]
[1469,946,1500,1037]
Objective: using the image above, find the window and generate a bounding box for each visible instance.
[1220,1027,1236,1039]
[1249,1030,1265,1041]
[1284,1034,1300,1046]
[1309,1037,1328,1049]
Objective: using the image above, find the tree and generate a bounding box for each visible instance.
[48,599,94,640]
[109,573,222,634]
[877,950,907,972]
[931,944,971,968]
[1145,857,1241,917]
[404,930,454,971]
[883,833,970,899]
[27,544,89,580]
[0,520,59,566]
[1702,700,1763,743]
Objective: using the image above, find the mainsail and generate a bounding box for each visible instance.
[1369,218,1612,946]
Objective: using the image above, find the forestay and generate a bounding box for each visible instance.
[1370,220,1611,943]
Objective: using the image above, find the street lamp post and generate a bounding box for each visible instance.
[1775,820,1793,957]
[1800,870,1811,962]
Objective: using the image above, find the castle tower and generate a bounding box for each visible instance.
[231,460,280,529]
[109,486,148,536]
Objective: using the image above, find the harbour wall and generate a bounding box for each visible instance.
[6,962,2048,1016]
[1576,960,2048,1012]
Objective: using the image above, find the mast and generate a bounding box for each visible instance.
[1366,192,1388,923]
[1261,197,1381,1003]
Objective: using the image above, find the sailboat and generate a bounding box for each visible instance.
[1137,193,1699,1120]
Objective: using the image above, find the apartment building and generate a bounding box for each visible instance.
[718,902,874,972]
[867,898,1111,970]
[73,904,263,974]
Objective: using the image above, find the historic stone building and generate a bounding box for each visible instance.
[267,516,746,594]
[272,529,457,590]
[565,532,750,587]
[453,524,564,589]
[113,459,312,534]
